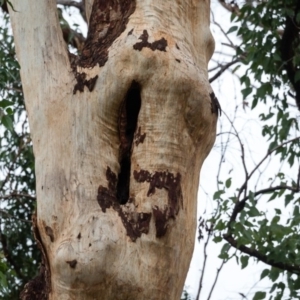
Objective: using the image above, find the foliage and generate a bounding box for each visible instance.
[0,11,37,299]
[181,290,192,300]
[208,0,300,299]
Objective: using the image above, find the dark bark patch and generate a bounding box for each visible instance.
[73,73,98,94]
[77,232,81,239]
[97,167,151,241]
[133,169,183,237]
[66,260,77,269]
[106,166,118,191]
[175,59,181,63]
[70,1,136,93]
[210,92,221,116]
[152,206,169,238]
[20,214,51,300]
[97,167,117,213]
[128,28,134,35]
[176,43,180,50]
[45,226,54,243]
[133,30,168,52]
[78,0,136,69]
[98,167,183,239]
[134,126,146,146]
[118,210,151,242]
[70,53,99,94]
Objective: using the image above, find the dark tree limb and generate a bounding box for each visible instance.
[223,234,300,274]
[1,192,36,201]
[209,58,241,83]
[61,26,86,52]
[0,2,8,13]
[228,136,300,223]
[223,136,300,275]
[280,1,300,110]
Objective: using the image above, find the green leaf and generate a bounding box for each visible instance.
[213,236,222,243]
[242,87,252,99]
[253,291,266,300]
[5,107,13,115]
[1,114,13,132]
[0,99,13,108]
[295,71,300,83]
[215,220,226,231]
[219,243,230,260]
[248,206,260,217]
[225,178,232,188]
[274,208,281,215]
[227,26,238,34]
[269,268,280,282]
[260,269,270,280]
[240,255,249,269]
[213,190,225,200]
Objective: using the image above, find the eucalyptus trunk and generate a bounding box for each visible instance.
[9,0,218,299]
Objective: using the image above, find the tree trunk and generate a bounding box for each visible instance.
[9,0,217,299]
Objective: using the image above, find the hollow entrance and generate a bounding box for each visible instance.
[117,81,141,204]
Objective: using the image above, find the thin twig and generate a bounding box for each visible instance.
[0,209,31,223]
[222,110,249,200]
[218,0,241,15]
[207,261,225,300]
[209,58,240,83]
[223,234,300,274]
[233,136,300,215]
[221,42,238,50]
[247,136,300,188]
[211,11,235,47]
[1,192,36,201]
[196,224,213,300]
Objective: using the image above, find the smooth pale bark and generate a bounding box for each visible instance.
[10,0,217,299]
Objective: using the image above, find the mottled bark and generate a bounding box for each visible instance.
[10,0,217,299]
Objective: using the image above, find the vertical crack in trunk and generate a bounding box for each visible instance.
[117,81,141,204]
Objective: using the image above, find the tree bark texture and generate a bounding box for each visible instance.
[10,0,217,299]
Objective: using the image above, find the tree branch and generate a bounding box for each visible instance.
[196,221,213,300]
[229,136,300,224]
[0,209,32,223]
[207,261,225,300]
[1,192,36,201]
[230,184,300,224]
[209,58,240,83]
[61,25,86,52]
[218,0,241,15]
[223,234,300,274]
